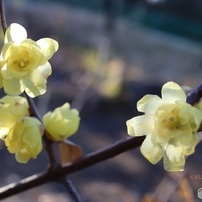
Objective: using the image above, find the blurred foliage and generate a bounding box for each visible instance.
[81,48,124,99]
[29,0,202,42]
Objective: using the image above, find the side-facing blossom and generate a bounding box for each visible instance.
[43,103,80,141]
[0,95,29,139]
[126,81,202,171]
[0,23,58,97]
[5,117,44,163]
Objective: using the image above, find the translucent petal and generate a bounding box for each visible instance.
[126,115,154,136]
[15,151,31,163]
[23,127,41,147]
[42,112,51,126]
[1,42,13,61]
[21,69,46,97]
[190,106,202,131]
[140,133,163,164]
[3,78,23,96]
[163,145,185,171]
[161,81,186,103]
[137,94,164,114]
[175,132,198,155]
[5,23,27,43]
[1,64,14,79]
[37,61,52,79]
[22,118,42,147]
[37,38,59,60]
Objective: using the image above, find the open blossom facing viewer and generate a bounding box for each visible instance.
[126,81,202,171]
[0,23,58,97]
[5,117,44,163]
[43,103,80,141]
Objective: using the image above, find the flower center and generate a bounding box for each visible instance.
[155,104,182,135]
[9,46,32,71]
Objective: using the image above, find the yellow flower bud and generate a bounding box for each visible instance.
[126,81,202,171]
[43,103,80,141]
[5,117,44,163]
[0,23,59,97]
[0,95,29,139]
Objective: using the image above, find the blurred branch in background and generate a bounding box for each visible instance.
[71,37,111,111]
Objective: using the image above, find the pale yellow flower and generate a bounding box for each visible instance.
[0,59,5,88]
[5,117,44,163]
[43,103,80,141]
[126,81,202,171]
[0,23,58,97]
[0,95,29,139]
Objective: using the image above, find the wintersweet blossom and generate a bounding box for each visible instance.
[0,95,29,139]
[126,81,202,171]
[0,23,58,97]
[5,117,44,163]
[43,103,80,141]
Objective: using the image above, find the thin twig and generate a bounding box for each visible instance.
[0,1,81,199]
[186,82,202,105]
[0,136,145,199]
[24,90,58,171]
[1,80,202,199]
[59,178,82,202]
[0,0,7,33]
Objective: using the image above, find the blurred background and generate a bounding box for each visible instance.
[0,0,202,201]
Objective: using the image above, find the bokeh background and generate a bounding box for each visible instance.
[1,0,202,201]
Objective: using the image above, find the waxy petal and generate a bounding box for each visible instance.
[140,134,163,164]
[3,78,23,96]
[175,132,198,155]
[137,94,164,114]
[126,115,154,136]
[161,81,186,103]
[38,61,52,79]
[164,144,185,171]
[21,69,46,98]
[5,23,27,43]
[37,38,59,60]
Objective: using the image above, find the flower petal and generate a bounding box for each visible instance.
[1,64,14,79]
[175,132,198,155]
[3,78,23,96]
[140,134,163,164]
[163,144,185,171]
[21,69,47,98]
[37,38,59,60]
[5,23,27,43]
[161,81,186,103]
[38,61,52,79]
[126,115,154,136]
[22,118,43,147]
[15,150,31,163]
[137,94,164,114]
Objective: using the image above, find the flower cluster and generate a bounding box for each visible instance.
[126,81,202,171]
[0,23,58,97]
[0,23,81,163]
[0,95,44,163]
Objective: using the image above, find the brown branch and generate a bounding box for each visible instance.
[0,79,202,199]
[0,136,145,199]
[1,80,201,199]
[0,0,7,34]
[25,92,58,171]
[186,82,202,105]
[58,178,82,202]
